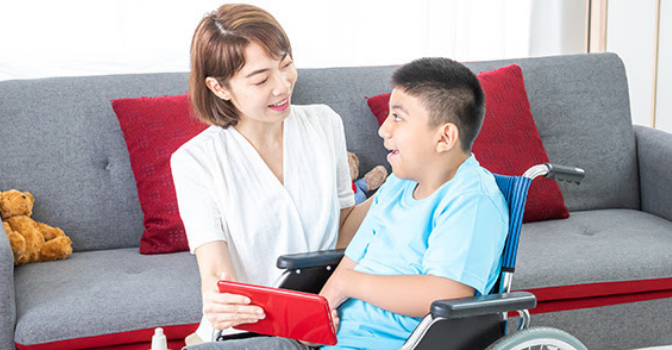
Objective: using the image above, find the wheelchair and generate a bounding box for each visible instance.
[273,163,589,350]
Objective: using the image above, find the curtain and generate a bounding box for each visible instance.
[0,0,534,81]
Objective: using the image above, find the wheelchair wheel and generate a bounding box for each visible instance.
[485,326,588,350]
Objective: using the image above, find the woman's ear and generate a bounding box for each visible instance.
[205,77,231,101]
[435,123,460,153]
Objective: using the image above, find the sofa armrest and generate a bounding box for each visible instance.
[0,224,16,349]
[430,292,536,319]
[634,125,672,222]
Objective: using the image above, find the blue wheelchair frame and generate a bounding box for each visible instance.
[273,163,586,350]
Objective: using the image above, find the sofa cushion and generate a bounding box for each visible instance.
[112,94,208,254]
[365,65,569,223]
[513,209,672,311]
[13,248,202,348]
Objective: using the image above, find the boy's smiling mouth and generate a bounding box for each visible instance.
[385,146,400,161]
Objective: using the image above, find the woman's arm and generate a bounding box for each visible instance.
[320,256,474,318]
[195,241,265,329]
[337,195,373,248]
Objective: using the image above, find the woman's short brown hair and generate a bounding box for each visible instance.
[189,4,292,128]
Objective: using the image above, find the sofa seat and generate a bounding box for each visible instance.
[514,209,672,313]
[13,248,202,349]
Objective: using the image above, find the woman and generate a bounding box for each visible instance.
[171,4,371,347]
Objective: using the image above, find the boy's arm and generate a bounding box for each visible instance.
[320,256,474,318]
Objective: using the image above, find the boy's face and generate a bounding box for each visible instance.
[378,88,440,182]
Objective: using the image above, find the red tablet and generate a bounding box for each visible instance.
[217,280,338,346]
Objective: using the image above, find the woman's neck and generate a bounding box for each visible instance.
[233,119,284,150]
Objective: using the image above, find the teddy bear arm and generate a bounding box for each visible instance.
[6,216,46,264]
[40,236,73,262]
[4,221,27,265]
[363,165,388,191]
[36,221,65,240]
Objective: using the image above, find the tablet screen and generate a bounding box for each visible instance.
[217,280,337,346]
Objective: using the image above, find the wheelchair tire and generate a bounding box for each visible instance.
[484,326,588,350]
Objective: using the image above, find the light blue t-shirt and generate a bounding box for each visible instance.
[323,155,509,350]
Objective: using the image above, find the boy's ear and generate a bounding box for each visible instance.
[205,77,231,101]
[435,123,460,153]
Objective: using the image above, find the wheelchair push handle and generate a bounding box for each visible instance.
[544,163,585,184]
[523,163,585,184]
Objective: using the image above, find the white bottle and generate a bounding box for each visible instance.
[151,327,169,350]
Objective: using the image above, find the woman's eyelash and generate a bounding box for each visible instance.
[256,79,267,86]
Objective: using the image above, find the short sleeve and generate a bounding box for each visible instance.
[171,148,227,253]
[422,193,507,295]
[328,107,356,209]
[344,208,375,263]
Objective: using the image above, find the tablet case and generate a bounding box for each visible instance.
[217,280,338,346]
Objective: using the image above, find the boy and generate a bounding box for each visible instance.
[318,57,509,350]
[186,58,508,350]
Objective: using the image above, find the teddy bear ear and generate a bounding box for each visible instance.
[25,192,34,202]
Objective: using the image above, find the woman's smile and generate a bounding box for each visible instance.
[269,98,290,112]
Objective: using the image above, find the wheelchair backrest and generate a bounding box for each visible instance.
[491,174,533,294]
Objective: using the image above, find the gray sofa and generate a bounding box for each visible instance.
[1,53,671,350]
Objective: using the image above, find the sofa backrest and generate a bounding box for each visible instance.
[0,53,638,252]
[0,74,190,251]
[463,53,639,214]
[297,53,640,214]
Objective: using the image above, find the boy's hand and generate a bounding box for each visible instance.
[299,310,340,347]
[320,267,350,310]
[319,256,358,310]
[331,309,341,334]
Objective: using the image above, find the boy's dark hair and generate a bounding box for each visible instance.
[391,57,485,152]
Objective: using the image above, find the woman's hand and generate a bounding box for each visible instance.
[202,273,266,330]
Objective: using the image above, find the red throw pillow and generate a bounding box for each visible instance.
[365,64,569,222]
[112,94,208,254]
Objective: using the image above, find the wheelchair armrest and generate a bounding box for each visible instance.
[276,249,345,270]
[430,292,536,319]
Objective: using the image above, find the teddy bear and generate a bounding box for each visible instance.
[347,152,388,204]
[0,189,73,265]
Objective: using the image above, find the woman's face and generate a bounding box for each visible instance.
[214,42,297,127]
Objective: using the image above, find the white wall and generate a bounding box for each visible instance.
[656,0,672,133]
[606,0,658,127]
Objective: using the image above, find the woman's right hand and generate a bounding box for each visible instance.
[202,274,266,330]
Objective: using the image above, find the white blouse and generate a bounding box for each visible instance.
[171,104,354,287]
